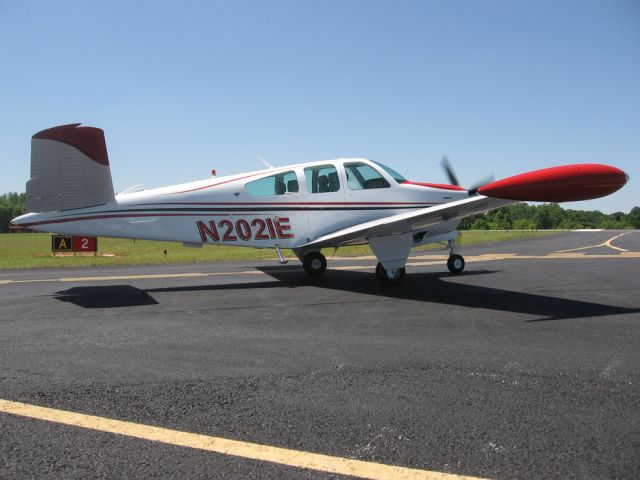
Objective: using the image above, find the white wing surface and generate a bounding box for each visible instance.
[300,195,515,249]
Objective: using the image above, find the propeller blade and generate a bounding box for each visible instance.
[468,174,495,195]
[440,155,460,187]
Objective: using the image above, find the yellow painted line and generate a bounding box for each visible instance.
[0,270,265,285]
[554,246,594,253]
[0,278,52,285]
[0,399,486,480]
[477,253,639,260]
[61,272,208,282]
[1,251,638,286]
[328,255,378,261]
[604,233,629,252]
[296,252,640,273]
[60,270,264,282]
[555,232,630,253]
[521,253,637,259]
[334,265,376,271]
[406,261,444,267]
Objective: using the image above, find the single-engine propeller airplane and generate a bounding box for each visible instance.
[11,124,629,285]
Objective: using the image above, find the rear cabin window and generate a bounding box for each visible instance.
[344,162,390,190]
[304,165,340,193]
[245,171,299,197]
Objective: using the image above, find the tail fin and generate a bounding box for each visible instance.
[26,123,115,213]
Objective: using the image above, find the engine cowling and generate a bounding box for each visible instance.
[478,164,629,202]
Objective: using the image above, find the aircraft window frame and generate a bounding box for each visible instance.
[304,164,341,194]
[245,170,299,197]
[371,161,407,183]
[344,162,391,190]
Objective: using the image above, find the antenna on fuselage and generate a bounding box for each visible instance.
[257,154,273,169]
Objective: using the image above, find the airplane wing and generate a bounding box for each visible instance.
[299,195,515,249]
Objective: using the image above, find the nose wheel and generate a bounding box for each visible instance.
[303,251,327,275]
[447,253,465,274]
[376,262,406,286]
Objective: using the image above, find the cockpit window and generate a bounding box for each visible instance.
[371,161,407,183]
[245,171,299,197]
[344,162,390,190]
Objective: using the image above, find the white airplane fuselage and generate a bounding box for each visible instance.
[16,158,468,252]
[12,123,629,285]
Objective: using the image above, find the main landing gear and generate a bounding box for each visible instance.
[302,251,327,276]
[446,239,465,274]
[297,240,465,286]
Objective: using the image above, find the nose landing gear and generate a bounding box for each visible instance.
[447,254,465,274]
[375,262,406,286]
[446,239,465,274]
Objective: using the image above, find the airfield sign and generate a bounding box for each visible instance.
[73,236,98,252]
[52,235,98,254]
[52,235,73,252]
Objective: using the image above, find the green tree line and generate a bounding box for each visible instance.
[1,191,638,232]
[459,203,640,230]
[0,192,26,232]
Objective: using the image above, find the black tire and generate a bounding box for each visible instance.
[447,254,465,274]
[375,262,406,286]
[303,251,327,275]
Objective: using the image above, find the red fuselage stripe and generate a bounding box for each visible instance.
[401,180,466,191]
[169,170,289,194]
[19,213,231,228]
[18,204,436,228]
[134,201,436,206]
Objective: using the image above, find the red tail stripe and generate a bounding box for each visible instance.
[33,123,110,166]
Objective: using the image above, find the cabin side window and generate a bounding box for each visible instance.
[245,171,299,197]
[344,162,390,190]
[304,165,340,193]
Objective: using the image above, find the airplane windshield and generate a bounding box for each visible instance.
[371,161,407,183]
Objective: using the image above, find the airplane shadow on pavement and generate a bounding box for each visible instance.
[51,266,640,322]
[52,284,159,309]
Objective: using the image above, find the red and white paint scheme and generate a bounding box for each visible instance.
[12,124,629,285]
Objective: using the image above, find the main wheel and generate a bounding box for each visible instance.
[303,251,327,275]
[447,254,465,274]
[375,262,406,286]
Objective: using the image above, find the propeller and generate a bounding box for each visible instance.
[467,174,495,195]
[440,156,460,187]
[440,155,494,195]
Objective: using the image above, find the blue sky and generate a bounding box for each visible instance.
[1,0,638,212]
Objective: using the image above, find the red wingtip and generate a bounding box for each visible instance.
[478,164,628,202]
[33,123,109,166]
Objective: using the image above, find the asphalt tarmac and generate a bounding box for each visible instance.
[0,230,638,479]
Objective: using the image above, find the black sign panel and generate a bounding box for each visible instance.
[52,235,73,252]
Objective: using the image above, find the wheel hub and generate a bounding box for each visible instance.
[386,269,400,279]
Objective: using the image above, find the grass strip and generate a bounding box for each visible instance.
[0,230,559,270]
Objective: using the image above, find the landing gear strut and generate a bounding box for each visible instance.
[303,251,327,276]
[446,239,465,274]
[375,262,406,286]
